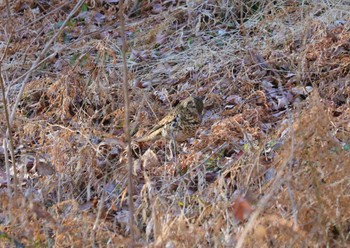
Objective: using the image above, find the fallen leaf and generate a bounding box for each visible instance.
[231,196,253,222]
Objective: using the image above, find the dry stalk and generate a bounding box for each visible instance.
[286,110,298,227]
[119,0,137,243]
[5,0,10,19]
[92,177,107,243]
[159,142,228,193]
[3,140,11,195]
[236,111,296,248]
[0,40,18,193]
[17,2,70,33]
[9,0,85,125]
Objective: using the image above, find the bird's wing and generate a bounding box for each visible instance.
[135,108,177,142]
[135,128,163,142]
[149,108,177,132]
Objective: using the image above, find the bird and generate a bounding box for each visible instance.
[136,96,204,143]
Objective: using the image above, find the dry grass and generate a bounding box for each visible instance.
[0,0,350,247]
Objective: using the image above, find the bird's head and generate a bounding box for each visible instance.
[184,96,204,121]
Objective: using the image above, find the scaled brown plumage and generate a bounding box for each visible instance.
[136,96,204,142]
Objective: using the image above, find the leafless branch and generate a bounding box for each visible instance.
[236,112,295,248]
[0,40,18,193]
[119,0,136,244]
[9,0,85,125]
[5,0,10,19]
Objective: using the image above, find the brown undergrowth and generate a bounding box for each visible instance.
[0,0,350,247]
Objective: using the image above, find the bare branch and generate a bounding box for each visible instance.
[9,0,85,125]
[119,0,137,243]
[0,41,18,192]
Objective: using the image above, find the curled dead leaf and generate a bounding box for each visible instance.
[231,197,253,222]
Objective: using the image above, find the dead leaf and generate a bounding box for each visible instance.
[231,197,253,222]
[141,148,160,169]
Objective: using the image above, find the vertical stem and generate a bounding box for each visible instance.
[0,64,18,194]
[119,0,136,243]
[5,0,11,19]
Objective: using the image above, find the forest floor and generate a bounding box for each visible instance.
[1,0,350,247]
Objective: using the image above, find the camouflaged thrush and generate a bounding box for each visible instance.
[137,96,204,142]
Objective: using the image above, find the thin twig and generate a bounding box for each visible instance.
[92,176,107,246]
[9,0,85,125]
[0,40,18,193]
[236,113,296,248]
[3,140,11,195]
[5,0,11,19]
[0,70,18,191]
[159,142,228,193]
[236,158,292,248]
[10,52,57,86]
[17,2,70,33]
[119,0,136,243]
[287,109,298,227]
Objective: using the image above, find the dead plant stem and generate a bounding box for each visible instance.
[236,111,296,248]
[5,0,10,19]
[9,0,85,125]
[17,2,70,33]
[159,142,228,193]
[119,0,136,244]
[287,110,298,227]
[0,72,18,192]
[0,41,19,193]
